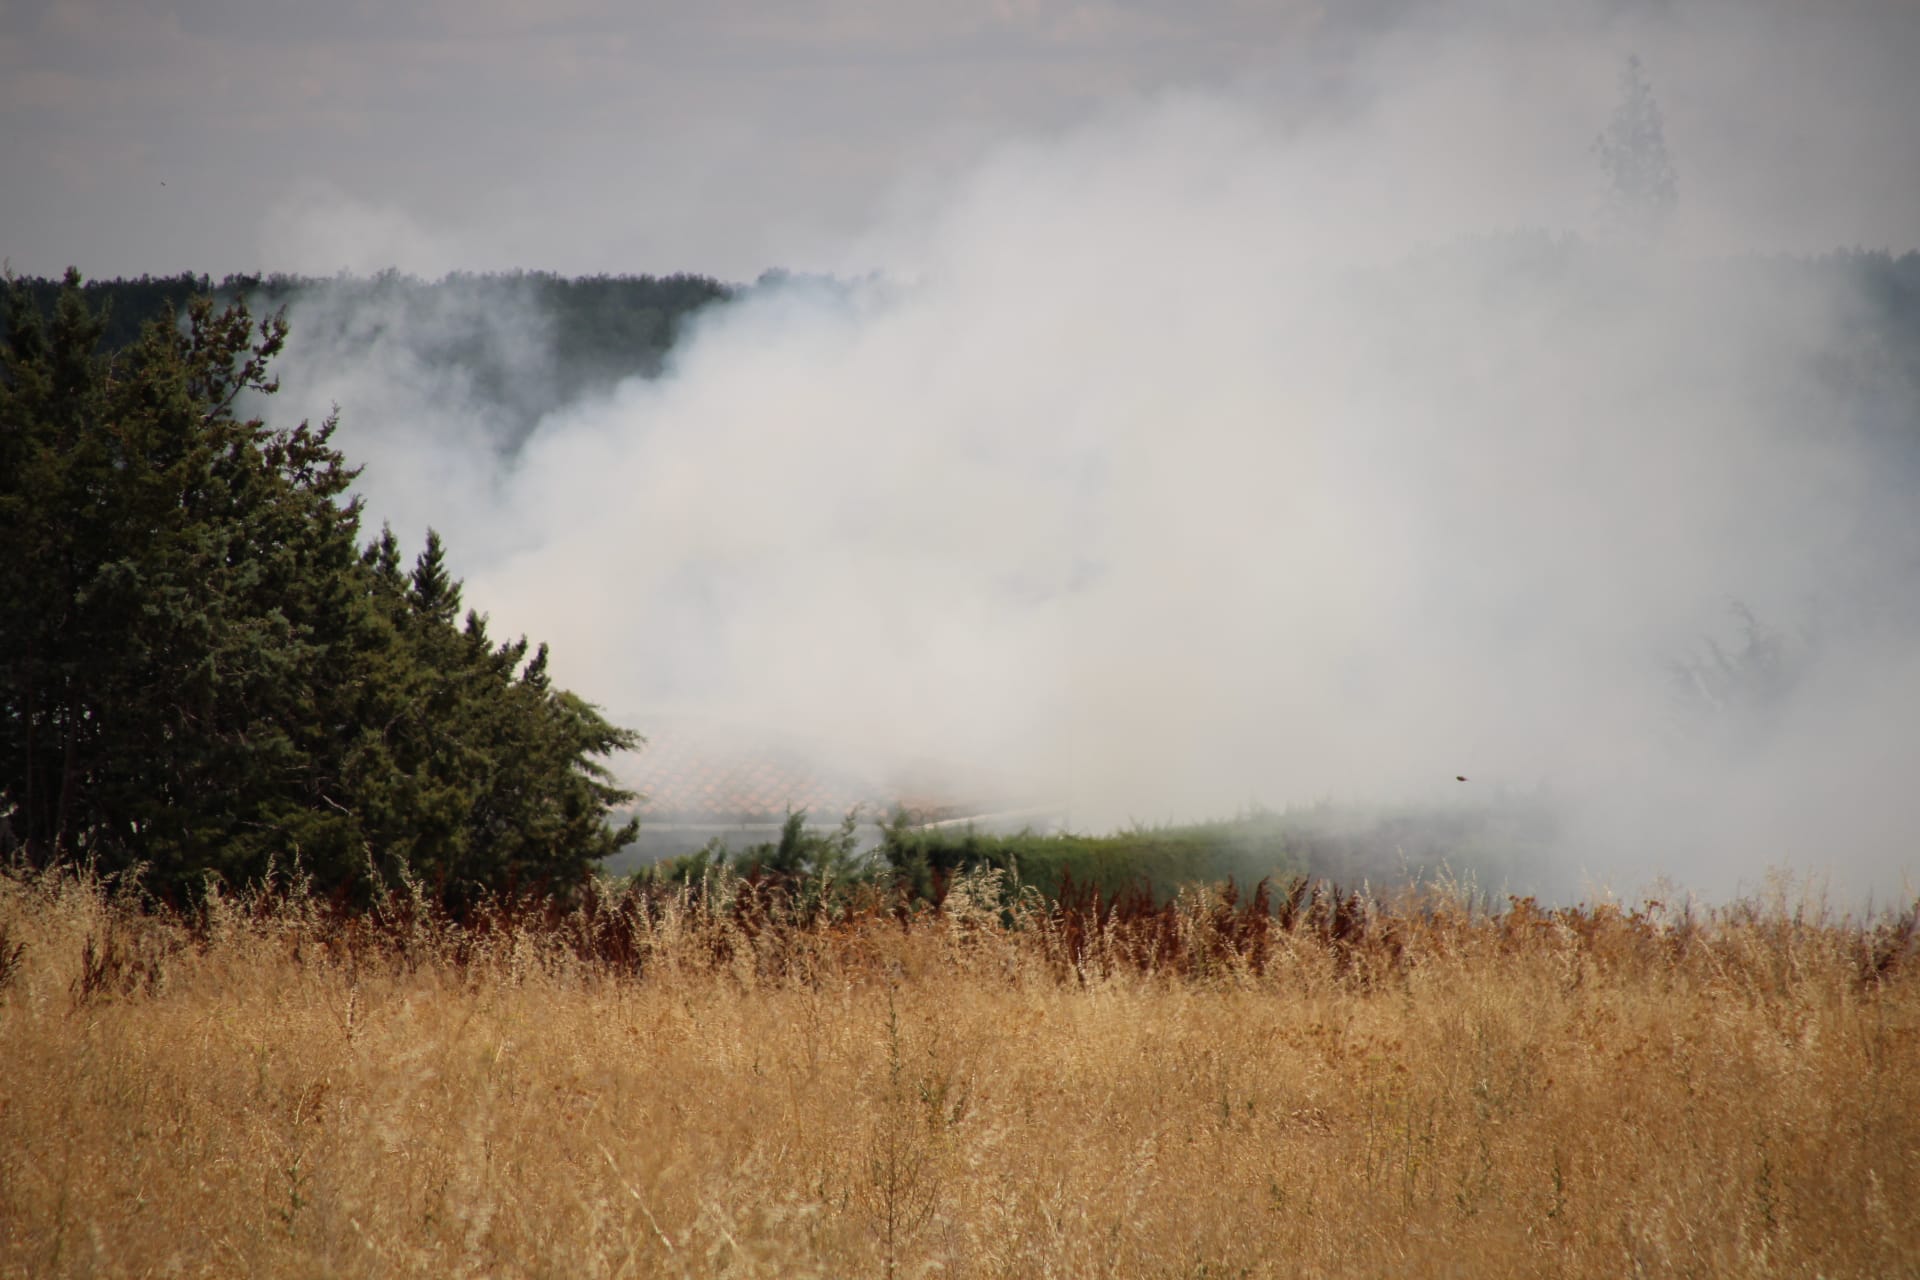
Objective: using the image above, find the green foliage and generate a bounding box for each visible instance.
[875,804,1555,905]
[0,272,216,351]
[641,810,866,895]
[629,800,1552,916]
[877,814,1302,903]
[0,270,637,905]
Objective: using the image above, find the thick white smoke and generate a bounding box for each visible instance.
[264,0,1920,903]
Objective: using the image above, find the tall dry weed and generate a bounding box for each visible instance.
[0,865,1914,1277]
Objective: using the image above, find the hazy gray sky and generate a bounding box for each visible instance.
[6,0,1917,280]
[2,0,1363,278]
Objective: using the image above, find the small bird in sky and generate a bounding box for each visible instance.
[1455,775,1468,782]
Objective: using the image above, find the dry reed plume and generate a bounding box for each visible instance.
[1,865,1916,1278]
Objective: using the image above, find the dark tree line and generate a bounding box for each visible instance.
[0,272,638,905]
[7,256,1916,462]
[9,253,1917,438]
[0,269,732,363]
[0,269,735,452]
[0,272,218,351]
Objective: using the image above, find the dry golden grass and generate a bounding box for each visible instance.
[1,868,1916,1279]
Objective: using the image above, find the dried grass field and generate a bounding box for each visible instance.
[1,869,1916,1278]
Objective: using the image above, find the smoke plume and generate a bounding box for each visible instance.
[263,0,1920,903]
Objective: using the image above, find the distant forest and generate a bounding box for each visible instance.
[8,249,1919,400]
[0,269,736,446]
[7,252,1920,491]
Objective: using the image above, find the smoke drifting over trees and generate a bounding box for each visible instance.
[274,265,1918,902]
[13,0,1918,903]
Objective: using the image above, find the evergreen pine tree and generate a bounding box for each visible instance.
[0,272,638,904]
[1594,55,1680,240]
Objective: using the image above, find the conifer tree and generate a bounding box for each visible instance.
[1594,54,1680,240]
[0,271,637,904]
